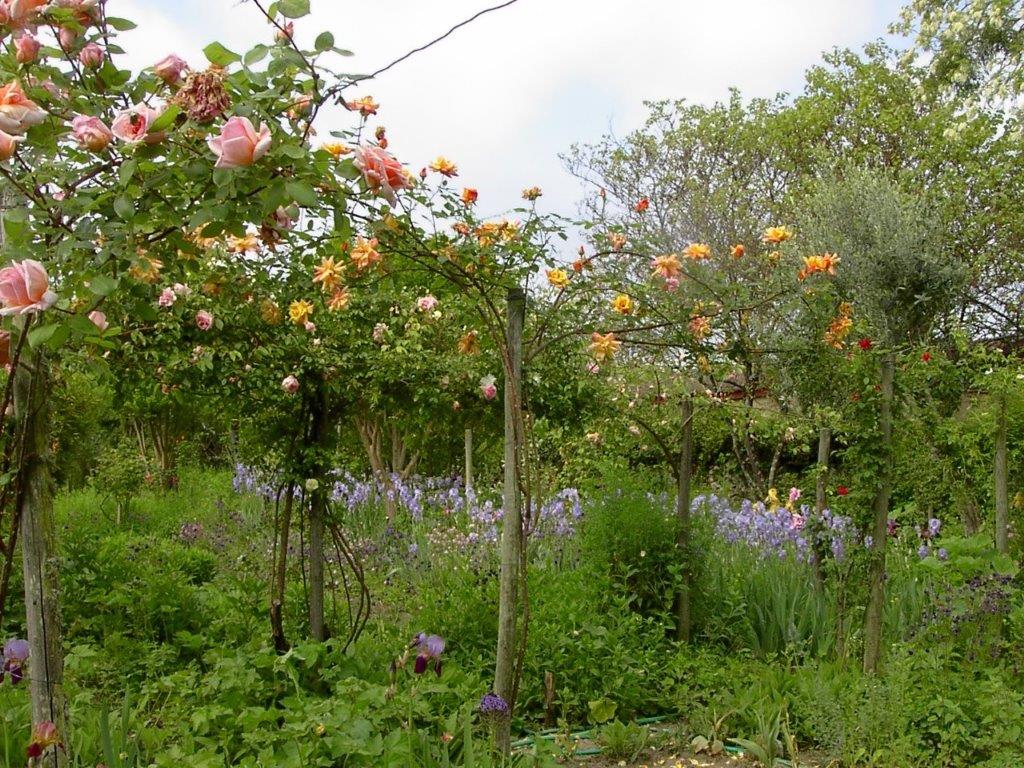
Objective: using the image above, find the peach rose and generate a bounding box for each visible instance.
[14,34,40,64]
[87,310,107,331]
[70,114,112,152]
[0,80,46,135]
[4,0,46,28]
[207,115,271,169]
[153,54,187,85]
[78,42,103,68]
[58,26,77,50]
[0,259,57,315]
[110,103,165,144]
[0,129,24,160]
[353,144,411,203]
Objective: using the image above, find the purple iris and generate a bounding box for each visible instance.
[918,544,931,559]
[2,638,29,685]
[937,547,949,561]
[927,518,941,538]
[412,633,444,676]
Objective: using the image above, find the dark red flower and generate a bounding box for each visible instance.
[921,351,931,362]
[858,338,872,351]
[836,486,849,496]
[634,198,649,213]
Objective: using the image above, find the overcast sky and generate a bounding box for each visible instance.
[120,0,906,221]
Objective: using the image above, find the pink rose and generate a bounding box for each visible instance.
[479,374,498,401]
[70,114,112,152]
[58,26,78,50]
[788,487,801,504]
[153,54,187,85]
[303,320,315,333]
[416,295,438,312]
[0,259,57,315]
[195,310,213,330]
[664,277,680,292]
[78,42,103,68]
[87,310,107,331]
[172,282,191,296]
[275,21,294,43]
[0,80,46,135]
[14,34,40,64]
[207,116,271,169]
[111,103,165,144]
[353,144,411,203]
[281,374,299,394]
[0,129,24,161]
[158,287,176,307]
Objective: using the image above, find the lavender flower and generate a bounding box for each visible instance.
[412,633,444,676]
[918,544,931,559]
[479,692,510,719]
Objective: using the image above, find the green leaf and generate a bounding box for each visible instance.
[27,323,58,349]
[314,32,334,52]
[113,195,134,221]
[203,42,241,67]
[104,16,137,31]
[278,0,311,18]
[244,44,271,66]
[286,181,319,208]
[118,159,137,187]
[148,104,180,133]
[89,275,118,297]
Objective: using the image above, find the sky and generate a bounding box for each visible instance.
[120,0,908,222]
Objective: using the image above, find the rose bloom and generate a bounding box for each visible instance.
[0,129,23,160]
[651,253,680,279]
[428,156,457,177]
[634,197,649,213]
[836,485,850,496]
[522,186,542,201]
[158,287,176,307]
[858,337,872,351]
[288,299,313,325]
[78,42,103,68]
[0,80,46,135]
[87,310,107,331]
[479,374,498,401]
[0,259,57,315]
[682,242,711,261]
[461,187,478,205]
[762,225,793,245]
[70,114,113,152]
[4,0,46,28]
[154,53,187,85]
[281,374,299,394]
[417,294,438,312]
[327,286,350,312]
[172,282,191,296]
[58,25,77,50]
[349,236,381,271]
[546,269,569,289]
[111,103,165,144]
[321,142,349,159]
[731,244,745,258]
[611,294,633,315]
[353,144,411,203]
[589,331,620,362]
[14,33,40,64]
[345,95,378,116]
[195,310,213,330]
[312,256,343,292]
[208,116,271,169]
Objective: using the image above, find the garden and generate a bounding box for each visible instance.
[0,0,1022,766]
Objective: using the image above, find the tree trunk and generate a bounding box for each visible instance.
[464,428,474,497]
[863,354,894,675]
[270,483,294,653]
[995,393,1009,554]
[812,426,832,589]
[15,343,68,766]
[308,385,329,642]
[494,288,525,754]
[673,394,694,642]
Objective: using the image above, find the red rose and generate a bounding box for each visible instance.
[921,351,931,362]
[634,197,649,213]
[858,338,872,350]
[836,486,849,496]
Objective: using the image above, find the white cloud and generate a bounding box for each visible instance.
[119,0,902,224]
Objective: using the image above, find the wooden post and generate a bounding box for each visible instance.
[15,341,68,766]
[863,353,894,674]
[995,392,1009,554]
[270,483,294,653]
[673,394,694,642]
[308,384,329,642]
[494,288,525,754]
[812,426,832,589]
[464,427,474,496]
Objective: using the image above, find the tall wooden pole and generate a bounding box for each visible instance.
[308,383,329,642]
[494,288,525,753]
[995,392,1009,554]
[863,353,894,674]
[673,394,694,641]
[464,427,474,497]
[15,340,68,766]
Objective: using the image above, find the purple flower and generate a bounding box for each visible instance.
[479,692,510,719]
[412,633,444,676]
[937,547,949,561]
[2,638,29,685]
[864,535,874,549]
[918,544,931,559]
[927,518,941,537]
